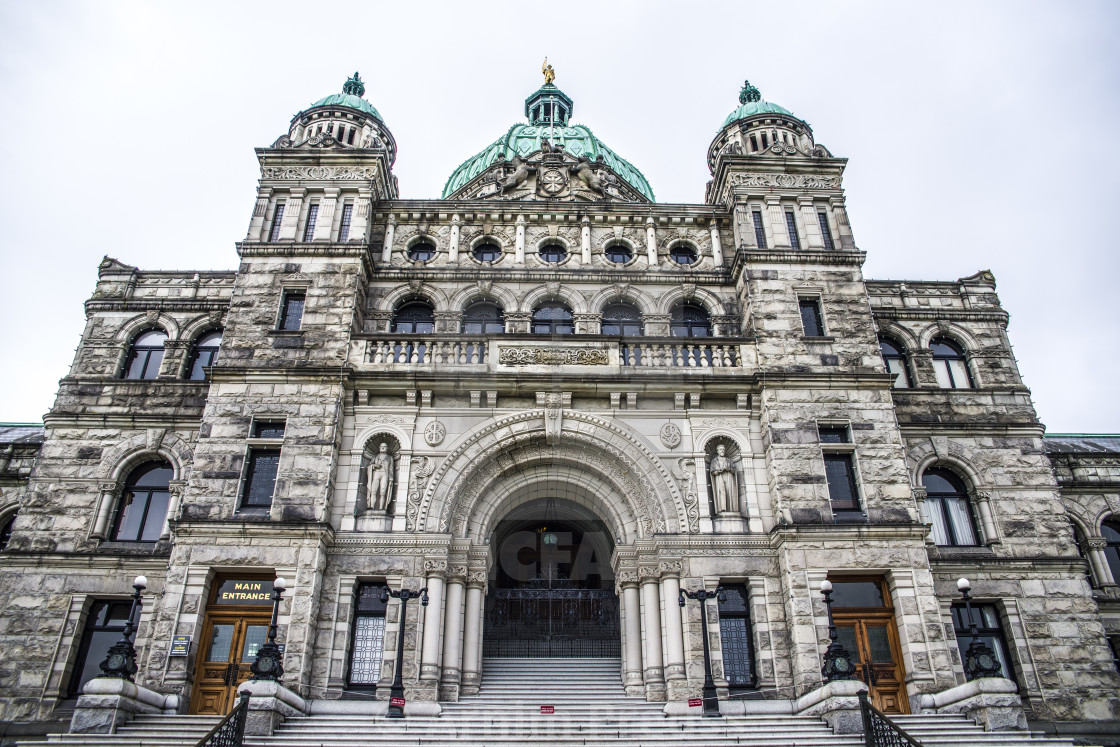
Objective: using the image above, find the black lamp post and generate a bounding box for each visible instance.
[250,577,288,681]
[381,585,429,719]
[99,575,147,681]
[819,580,858,682]
[678,585,723,717]
[956,578,1002,679]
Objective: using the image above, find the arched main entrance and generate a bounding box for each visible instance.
[484,497,619,657]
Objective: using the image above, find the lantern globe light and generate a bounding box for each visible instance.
[274,577,287,592]
[819,579,832,593]
[957,578,970,592]
[133,575,148,589]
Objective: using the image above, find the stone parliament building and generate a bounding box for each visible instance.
[1,69,1119,744]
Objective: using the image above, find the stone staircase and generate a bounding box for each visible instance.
[246,657,864,746]
[21,713,222,746]
[888,713,1078,746]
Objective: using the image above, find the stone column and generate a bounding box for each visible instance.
[639,565,665,700]
[619,571,644,695]
[972,491,1001,545]
[913,487,934,544]
[765,195,786,249]
[645,217,658,265]
[90,482,118,540]
[439,566,467,701]
[658,562,687,700]
[348,188,372,242]
[1088,540,1117,587]
[380,214,397,264]
[515,215,526,263]
[829,195,856,250]
[581,216,592,264]
[799,195,824,250]
[246,188,272,240]
[161,481,185,540]
[449,215,461,261]
[419,561,446,687]
[278,188,304,241]
[460,571,486,696]
[313,188,339,241]
[709,219,723,266]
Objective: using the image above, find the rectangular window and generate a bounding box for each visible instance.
[347,583,388,688]
[338,204,354,242]
[279,291,306,331]
[785,211,802,250]
[303,204,319,242]
[241,448,280,508]
[268,203,285,242]
[717,584,757,689]
[798,298,824,337]
[950,603,1013,682]
[252,420,286,440]
[69,601,134,696]
[818,212,835,251]
[751,210,767,249]
[818,425,851,444]
[824,454,860,511]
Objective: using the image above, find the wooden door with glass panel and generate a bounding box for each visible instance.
[189,614,270,714]
[828,577,909,714]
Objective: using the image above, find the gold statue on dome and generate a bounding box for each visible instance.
[542,58,555,85]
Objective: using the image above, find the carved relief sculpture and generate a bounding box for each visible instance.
[710,444,738,515]
[366,442,395,511]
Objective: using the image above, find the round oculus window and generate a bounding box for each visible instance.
[605,244,633,264]
[473,241,501,263]
[669,244,698,265]
[539,242,567,263]
[409,241,435,262]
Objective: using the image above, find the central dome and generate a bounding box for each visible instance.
[442,82,654,201]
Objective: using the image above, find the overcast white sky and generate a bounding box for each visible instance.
[0,1,1117,432]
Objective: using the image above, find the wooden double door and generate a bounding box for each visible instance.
[189,612,271,715]
[833,609,908,713]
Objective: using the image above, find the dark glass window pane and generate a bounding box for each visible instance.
[829,581,884,608]
[670,303,710,338]
[268,204,285,242]
[253,421,286,439]
[187,331,222,381]
[111,462,172,542]
[865,624,894,663]
[1104,522,1120,583]
[669,244,697,265]
[605,244,632,264]
[242,449,281,508]
[818,426,850,444]
[241,625,269,663]
[409,241,435,262]
[0,515,13,550]
[473,241,501,263]
[539,243,567,263]
[824,453,859,510]
[70,601,133,696]
[602,304,642,336]
[280,292,305,331]
[799,298,823,336]
[206,624,235,662]
[303,204,319,241]
[349,583,389,687]
[138,492,169,542]
[930,339,964,358]
[752,210,767,249]
[338,204,353,242]
[785,211,801,250]
[124,330,167,381]
[717,584,755,687]
[393,302,435,334]
[532,302,573,335]
[951,603,1012,681]
[462,303,504,334]
[818,212,835,251]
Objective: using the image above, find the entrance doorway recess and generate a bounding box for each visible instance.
[828,577,909,713]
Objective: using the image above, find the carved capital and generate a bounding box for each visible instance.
[423,559,448,578]
[447,565,468,584]
[638,565,660,583]
[972,490,992,503]
[658,560,683,578]
[1088,539,1108,551]
[616,569,639,588]
[467,571,488,589]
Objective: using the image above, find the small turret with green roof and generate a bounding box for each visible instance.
[707,78,816,173]
[721,79,796,129]
[286,73,397,164]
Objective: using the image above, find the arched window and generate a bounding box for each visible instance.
[1103,521,1120,585]
[920,467,979,546]
[0,513,14,550]
[601,303,643,336]
[532,302,574,335]
[930,337,972,389]
[392,302,435,334]
[879,337,911,389]
[670,303,710,338]
[669,243,698,265]
[187,330,222,381]
[123,330,167,380]
[111,461,173,543]
[604,243,633,265]
[473,240,501,263]
[462,302,504,334]
[408,240,436,263]
[538,242,567,264]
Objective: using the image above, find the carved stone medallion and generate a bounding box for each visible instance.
[424,421,446,446]
[660,423,682,449]
[538,168,568,196]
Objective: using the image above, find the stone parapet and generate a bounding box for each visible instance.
[793,679,867,735]
[918,677,1027,732]
[239,679,309,737]
[69,677,179,734]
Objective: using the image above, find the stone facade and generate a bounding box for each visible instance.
[0,73,1117,742]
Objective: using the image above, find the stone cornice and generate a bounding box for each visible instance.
[84,299,231,315]
[731,248,866,279]
[366,266,730,285]
[373,200,732,222]
[172,519,336,542]
[928,556,1086,575]
[871,308,1010,325]
[769,523,929,545]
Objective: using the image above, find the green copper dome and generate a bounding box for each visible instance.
[304,73,383,122]
[721,79,795,128]
[442,83,654,201]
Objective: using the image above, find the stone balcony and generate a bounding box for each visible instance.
[348,334,753,375]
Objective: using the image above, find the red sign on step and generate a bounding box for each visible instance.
[540,705,555,714]
[688,698,702,708]
[390,697,406,707]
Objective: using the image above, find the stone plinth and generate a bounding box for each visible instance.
[794,680,868,734]
[69,678,179,734]
[919,677,1027,731]
[239,680,309,736]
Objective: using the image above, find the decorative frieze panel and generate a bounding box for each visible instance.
[261,166,378,181]
[498,347,609,366]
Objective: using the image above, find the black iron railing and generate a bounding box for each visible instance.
[858,691,921,747]
[196,691,250,747]
[484,587,620,657]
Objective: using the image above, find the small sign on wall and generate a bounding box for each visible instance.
[390,697,406,707]
[540,705,555,714]
[169,635,191,657]
[688,698,702,708]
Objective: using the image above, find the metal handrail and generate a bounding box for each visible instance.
[858,691,922,747]
[196,691,250,747]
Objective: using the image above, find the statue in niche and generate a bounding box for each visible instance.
[709,443,738,515]
[366,442,395,511]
